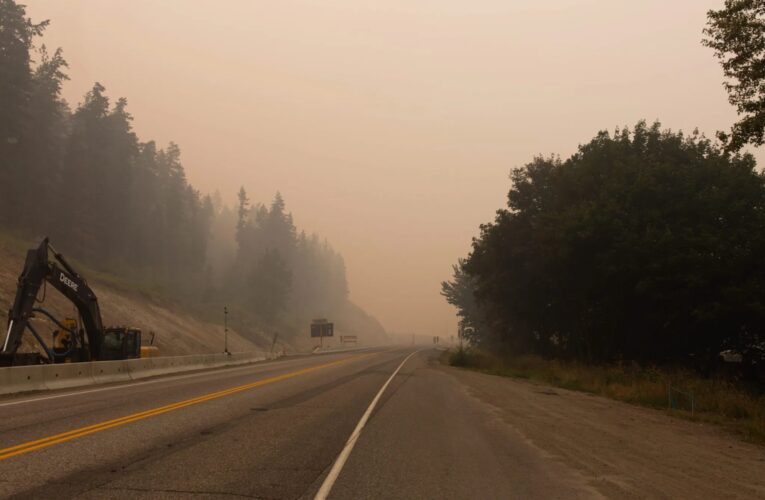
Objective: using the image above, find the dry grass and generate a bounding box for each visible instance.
[449,348,765,445]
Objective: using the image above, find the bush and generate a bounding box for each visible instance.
[449,346,470,367]
[460,122,765,363]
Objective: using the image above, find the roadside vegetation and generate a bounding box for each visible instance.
[443,122,765,365]
[442,2,765,445]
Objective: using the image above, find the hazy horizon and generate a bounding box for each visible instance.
[23,0,764,335]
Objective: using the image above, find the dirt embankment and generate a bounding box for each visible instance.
[444,364,765,499]
[0,241,263,357]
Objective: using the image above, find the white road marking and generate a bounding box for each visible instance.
[315,349,421,500]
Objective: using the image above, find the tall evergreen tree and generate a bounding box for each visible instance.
[0,0,49,227]
[22,45,69,232]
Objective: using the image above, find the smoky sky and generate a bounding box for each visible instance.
[24,0,763,335]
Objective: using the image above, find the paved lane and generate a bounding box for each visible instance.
[315,350,596,500]
[0,348,595,499]
[0,348,404,498]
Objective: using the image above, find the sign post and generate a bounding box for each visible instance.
[270,331,279,354]
[224,306,229,354]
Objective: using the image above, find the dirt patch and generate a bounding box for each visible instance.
[442,365,765,499]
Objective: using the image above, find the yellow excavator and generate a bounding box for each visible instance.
[1,238,159,366]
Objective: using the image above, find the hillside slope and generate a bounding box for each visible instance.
[0,237,266,357]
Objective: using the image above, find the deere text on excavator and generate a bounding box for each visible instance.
[0,238,153,366]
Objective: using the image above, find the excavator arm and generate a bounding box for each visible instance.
[1,238,105,365]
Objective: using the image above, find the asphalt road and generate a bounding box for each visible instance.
[0,347,595,499]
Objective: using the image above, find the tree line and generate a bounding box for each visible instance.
[443,123,765,364]
[228,188,350,325]
[0,1,384,344]
[443,2,765,367]
[0,1,211,282]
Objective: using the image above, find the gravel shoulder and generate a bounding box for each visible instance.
[440,362,765,499]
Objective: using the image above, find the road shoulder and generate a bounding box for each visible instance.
[439,362,765,498]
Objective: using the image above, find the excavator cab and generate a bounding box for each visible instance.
[99,328,141,361]
[51,319,141,361]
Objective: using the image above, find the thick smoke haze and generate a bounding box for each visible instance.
[24,0,763,335]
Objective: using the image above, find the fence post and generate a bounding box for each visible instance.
[668,382,672,410]
[691,392,695,417]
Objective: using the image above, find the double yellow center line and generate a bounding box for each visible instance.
[0,353,371,461]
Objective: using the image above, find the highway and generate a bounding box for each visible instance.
[0,347,595,499]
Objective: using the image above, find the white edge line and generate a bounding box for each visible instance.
[314,349,421,500]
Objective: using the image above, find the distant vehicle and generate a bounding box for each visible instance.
[0,238,155,366]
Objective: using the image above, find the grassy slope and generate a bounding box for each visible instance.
[447,348,765,445]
